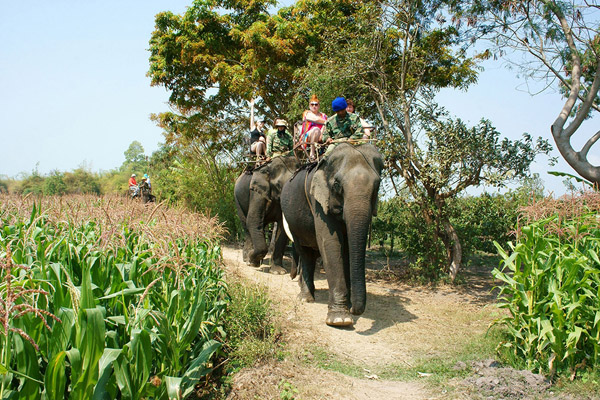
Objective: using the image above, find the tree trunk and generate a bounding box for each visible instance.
[441,219,462,281]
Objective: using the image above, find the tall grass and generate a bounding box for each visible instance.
[0,194,227,399]
[493,192,600,376]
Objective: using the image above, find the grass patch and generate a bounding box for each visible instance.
[301,326,505,385]
[222,278,284,370]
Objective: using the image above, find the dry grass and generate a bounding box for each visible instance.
[0,194,224,272]
[517,190,600,239]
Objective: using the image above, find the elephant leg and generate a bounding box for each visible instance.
[242,232,252,264]
[296,246,318,303]
[290,243,300,280]
[314,219,353,327]
[267,222,277,255]
[269,222,288,275]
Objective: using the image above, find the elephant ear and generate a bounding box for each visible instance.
[371,194,379,217]
[250,169,270,199]
[310,168,330,215]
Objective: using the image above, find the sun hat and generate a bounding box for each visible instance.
[131,174,136,177]
[274,119,288,127]
[331,97,348,112]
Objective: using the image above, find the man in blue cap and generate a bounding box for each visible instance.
[322,97,365,152]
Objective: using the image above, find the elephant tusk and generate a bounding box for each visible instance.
[282,213,294,243]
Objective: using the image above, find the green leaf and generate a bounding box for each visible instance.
[131,329,153,398]
[45,351,67,400]
[72,307,105,400]
[165,376,182,400]
[548,171,593,187]
[14,334,43,400]
[99,287,145,300]
[80,264,96,310]
[93,348,122,400]
[180,340,221,398]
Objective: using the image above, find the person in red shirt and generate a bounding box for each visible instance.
[129,174,139,197]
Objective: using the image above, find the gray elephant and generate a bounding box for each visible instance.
[281,143,383,326]
[234,156,300,273]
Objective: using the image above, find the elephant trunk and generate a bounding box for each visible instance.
[345,202,372,315]
[247,200,269,265]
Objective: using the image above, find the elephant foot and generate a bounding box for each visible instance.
[269,265,287,275]
[248,261,261,268]
[297,291,315,303]
[325,309,353,327]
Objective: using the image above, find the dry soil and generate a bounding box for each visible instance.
[221,246,560,400]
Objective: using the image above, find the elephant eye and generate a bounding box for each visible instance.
[332,180,342,193]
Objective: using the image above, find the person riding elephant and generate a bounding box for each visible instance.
[266,119,294,158]
[234,155,300,274]
[281,143,383,326]
[322,97,366,156]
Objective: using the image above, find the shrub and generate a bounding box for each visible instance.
[221,279,280,368]
[493,192,600,375]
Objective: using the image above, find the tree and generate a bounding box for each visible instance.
[123,141,147,170]
[44,170,67,195]
[302,0,551,279]
[457,0,600,185]
[63,167,101,195]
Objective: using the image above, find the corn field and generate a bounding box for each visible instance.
[0,194,226,399]
[493,192,600,376]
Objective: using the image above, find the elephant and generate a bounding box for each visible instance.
[234,155,300,274]
[139,181,155,203]
[280,143,383,326]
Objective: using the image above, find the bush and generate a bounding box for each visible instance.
[449,192,523,255]
[222,279,280,368]
[493,192,600,375]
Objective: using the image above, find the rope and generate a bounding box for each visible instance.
[304,168,316,216]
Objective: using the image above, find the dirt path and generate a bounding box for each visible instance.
[221,246,505,399]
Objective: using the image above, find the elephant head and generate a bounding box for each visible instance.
[310,143,383,316]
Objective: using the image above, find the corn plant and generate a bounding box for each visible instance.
[493,206,600,375]
[0,194,227,399]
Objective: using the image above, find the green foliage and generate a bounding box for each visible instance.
[62,167,101,195]
[18,168,45,195]
[278,379,299,400]
[148,0,321,118]
[44,170,67,195]
[221,280,280,368]
[449,181,544,255]
[122,141,148,173]
[372,181,542,280]
[0,195,227,398]
[493,207,600,375]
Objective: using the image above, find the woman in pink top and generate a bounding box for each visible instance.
[301,94,327,161]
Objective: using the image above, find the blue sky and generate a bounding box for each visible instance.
[1,1,593,196]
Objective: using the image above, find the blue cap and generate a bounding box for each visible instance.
[331,97,347,112]
[143,174,149,178]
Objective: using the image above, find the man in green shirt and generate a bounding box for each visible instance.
[267,119,294,158]
[322,97,368,155]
